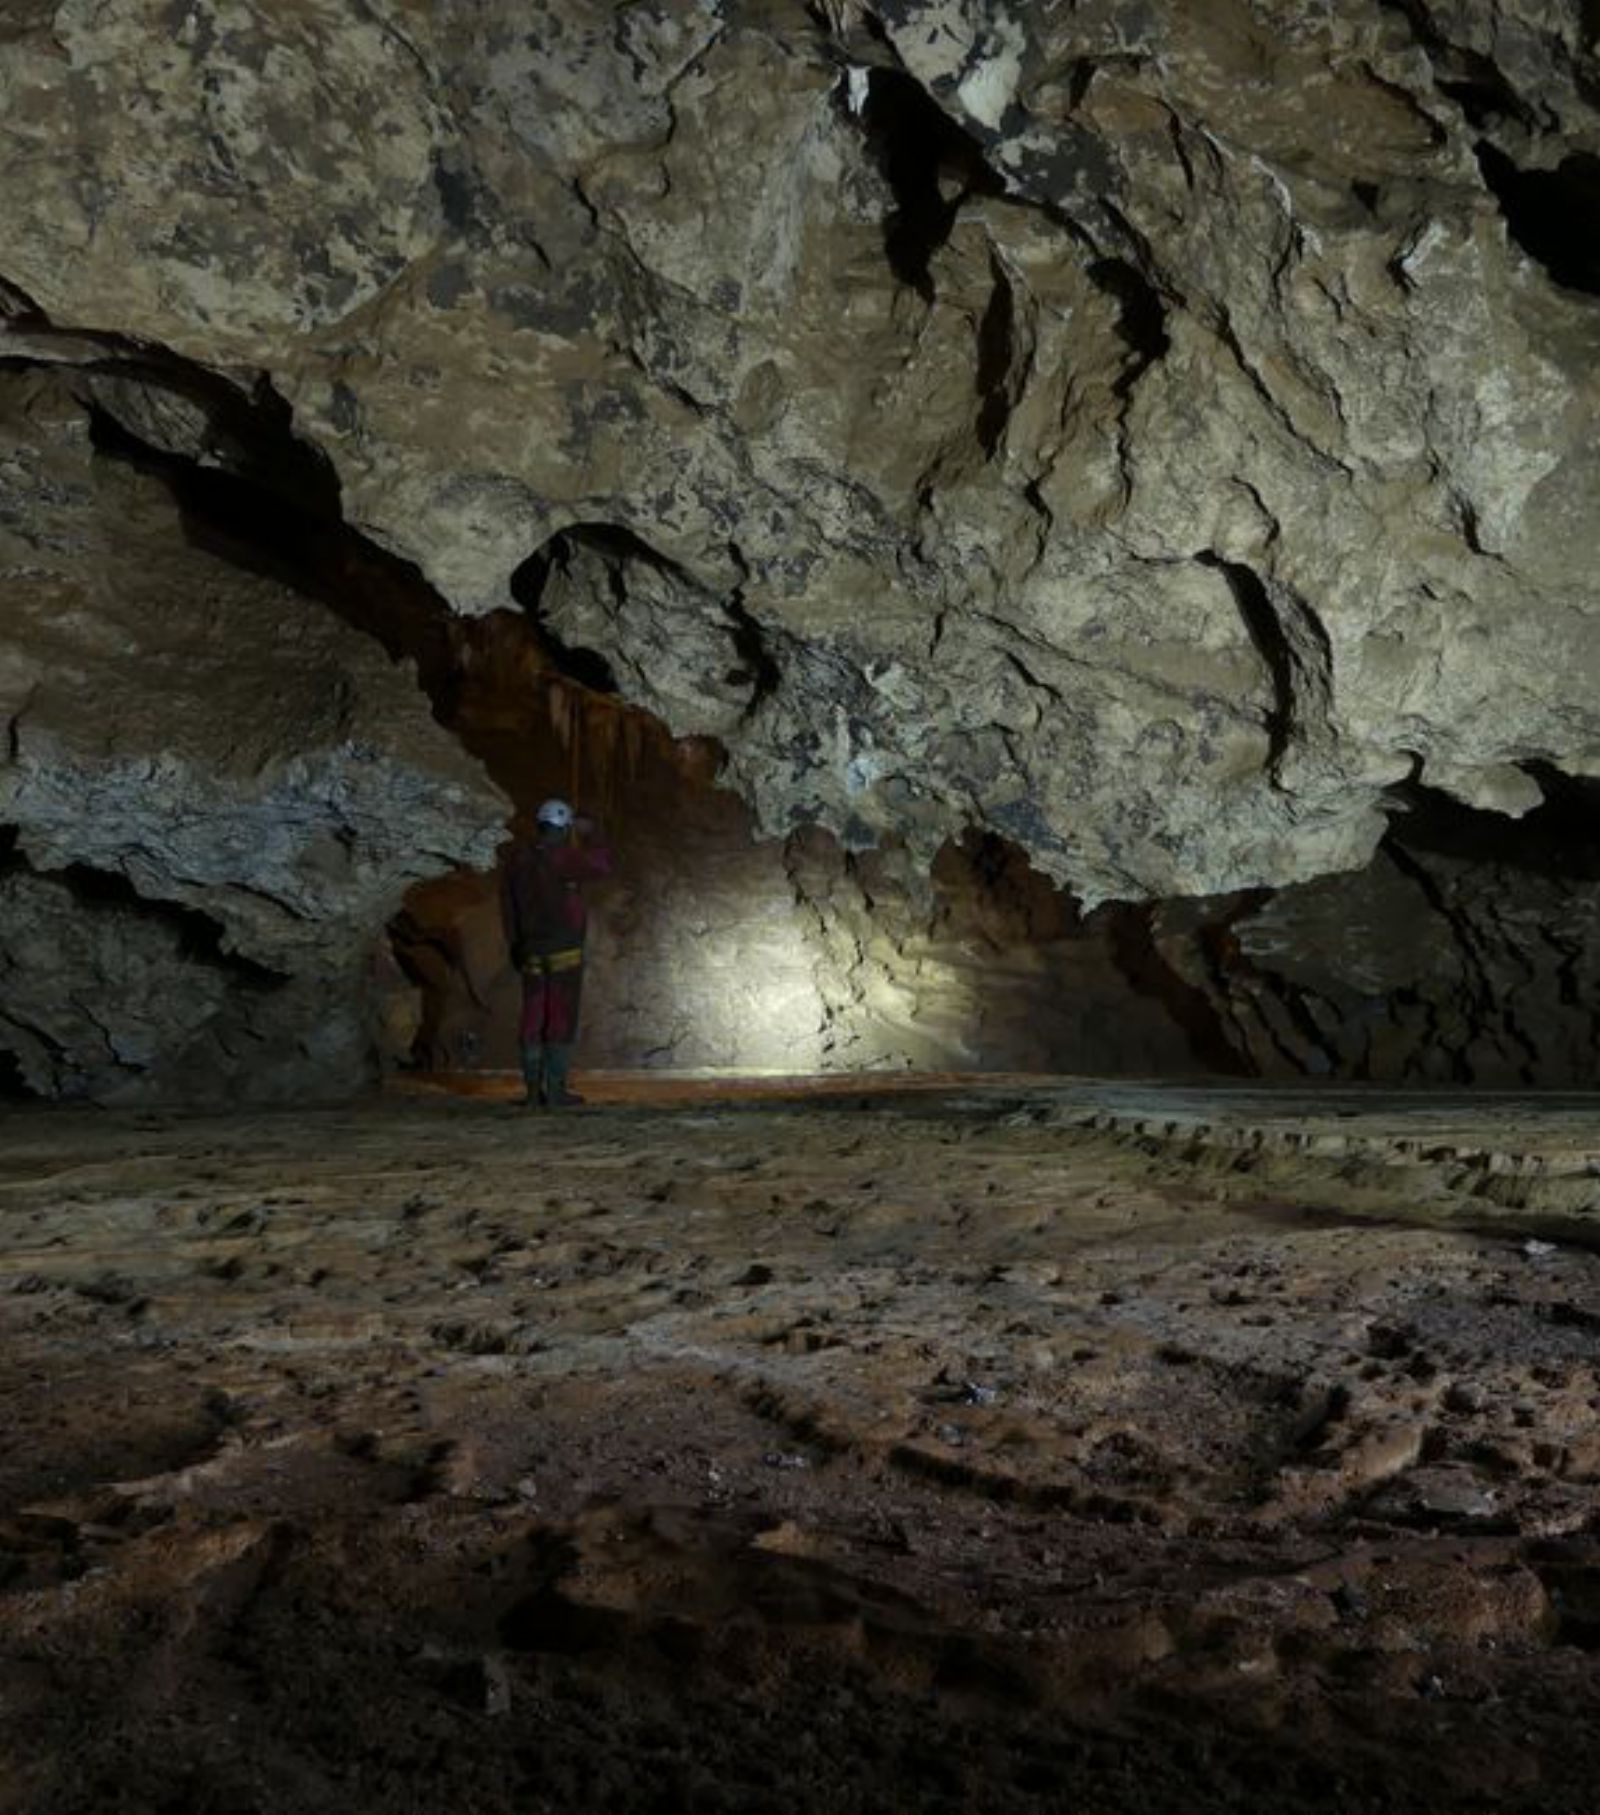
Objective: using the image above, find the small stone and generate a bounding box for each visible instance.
[483,1654,512,1718]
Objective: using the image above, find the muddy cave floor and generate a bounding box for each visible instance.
[5,1081,1600,1811]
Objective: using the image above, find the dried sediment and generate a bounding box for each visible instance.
[4,1086,1600,1810]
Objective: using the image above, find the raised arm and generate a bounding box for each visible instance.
[573,816,615,879]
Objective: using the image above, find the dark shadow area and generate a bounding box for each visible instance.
[1099,901,1259,1079]
[1090,256,1170,398]
[49,360,344,518]
[83,389,639,833]
[0,1048,34,1100]
[857,67,1003,300]
[0,270,46,316]
[512,522,780,711]
[1475,142,1600,294]
[974,254,1017,457]
[84,404,462,701]
[1385,767,1600,880]
[50,860,287,988]
[1194,552,1295,764]
[1372,0,1540,130]
[722,591,781,709]
[951,830,1079,931]
[1,827,37,1097]
[1437,56,1536,130]
[509,524,642,696]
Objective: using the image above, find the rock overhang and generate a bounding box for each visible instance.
[3,0,1600,917]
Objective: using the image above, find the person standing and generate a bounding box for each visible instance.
[500,799,614,1107]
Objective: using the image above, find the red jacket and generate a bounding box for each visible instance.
[501,834,614,958]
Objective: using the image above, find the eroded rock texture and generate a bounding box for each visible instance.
[5,1,1600,1096]
[6,0,1599,906]
[387,640,1202,1078]
[387,613,1600,1088]
[1154,777,1600,1086]
[368,592,1600,1087]
[0,372,506,1101]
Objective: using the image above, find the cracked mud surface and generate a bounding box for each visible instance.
[4,1084,1600,1812]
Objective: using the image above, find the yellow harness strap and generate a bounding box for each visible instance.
[522,947,584,977]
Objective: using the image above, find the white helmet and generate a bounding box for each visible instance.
[535,797,574,829]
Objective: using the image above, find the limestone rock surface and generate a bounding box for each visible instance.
[5,1,1600,906]
[388,619,1600,1090]
[0,372,507,1101]
[389,670,1200,1081]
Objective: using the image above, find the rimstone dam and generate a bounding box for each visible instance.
[6,4,1600,1810]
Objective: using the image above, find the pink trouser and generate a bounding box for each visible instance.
[518,951,584,1046]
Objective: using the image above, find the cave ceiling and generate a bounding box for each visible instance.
[4,0,1600,907]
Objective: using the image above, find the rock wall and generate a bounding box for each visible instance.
[5,3,1600,1099]
[387,634,1205,1078]
[1153,777,1600,1086]
[0,371,507,1102]
[5,1,1600,911]
[389,614,1600,1089]
[5,359,1598,1097]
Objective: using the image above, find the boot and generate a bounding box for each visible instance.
[544,1044,584,1108]
[519,1040,546,1108]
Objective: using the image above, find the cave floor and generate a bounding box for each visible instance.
[4,1083,1600,1812]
